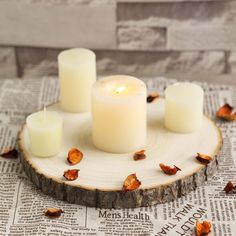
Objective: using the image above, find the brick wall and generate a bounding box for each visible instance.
[0,0,236,82]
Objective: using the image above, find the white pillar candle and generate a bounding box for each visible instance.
[26,109,63,157]
[58,48,96,113]
[92,75,147,153]
[165,82,204,133]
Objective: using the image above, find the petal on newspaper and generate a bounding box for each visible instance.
[44,208,64,218]
[147,93,159,103]
[216,103,236,121]
[196,220,211,236]
[0,148,18,159]
[224,181,235,194]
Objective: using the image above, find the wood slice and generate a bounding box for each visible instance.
[18,99,222,209]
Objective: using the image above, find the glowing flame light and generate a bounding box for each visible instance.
[115,86,126,94]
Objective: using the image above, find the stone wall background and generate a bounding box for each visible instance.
[0,0,236,83]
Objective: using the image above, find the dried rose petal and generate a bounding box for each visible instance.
[216,103,236,121]
[63,169,79,181]
[147,93,159,103]
[123,173,141,191]
[201,221,212,234]
[67,148,83,165]
[196,220,211,236]
[133,150,146,161]
[0,148,18,159]
[196,220,202,236]
[196,153,213,164]
[44,208,64,218]
[224,181,235,194]
[159,163,181,175]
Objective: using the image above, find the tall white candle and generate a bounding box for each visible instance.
[165,82,204,133]
[92,75,147,153]
[58,48,96,113]
[26,110,63,157]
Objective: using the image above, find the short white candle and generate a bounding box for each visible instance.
[165,82,204,133]
[26,109,63,157]
[92,75,147,153]
[58,48,96,113]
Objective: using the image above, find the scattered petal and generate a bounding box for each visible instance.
[63,169,79,181]
[44,208,64,218]
[147,93,159,103]
[67,148,83,165]
[0,148,18,159]
[224,181,235,194]
[159,163,181,175]
[196,153,213,164]
[133,150,146,161]
[216,103,236,121]
[123,173,141,191]
[196,220,211,236]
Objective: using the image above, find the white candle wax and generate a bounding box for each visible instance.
[92,75,147,153]
[26,110,63,157]
[58,48,96,113]
[165,82,204,133]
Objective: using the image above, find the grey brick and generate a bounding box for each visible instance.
[118,27,166,50]
[16,47,226,78]
[96,50,225,76]
[0,47,17,79]
[0,1,116,49]
[229,51,236,74]
[168,26,236,50]
[118,1,236,26]
[16,47,60,78]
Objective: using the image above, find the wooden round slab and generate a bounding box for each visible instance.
[18,99,222,209]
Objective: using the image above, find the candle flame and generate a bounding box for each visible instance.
[115,86,126,94]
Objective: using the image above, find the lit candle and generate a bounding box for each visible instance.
[58,48,96,113]
[165,82,204,133]
[26,108,63,157]
[92,75,147,153]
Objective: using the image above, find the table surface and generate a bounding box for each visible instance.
[0,76,236,235]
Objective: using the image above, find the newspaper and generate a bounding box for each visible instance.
[0,76,236,236]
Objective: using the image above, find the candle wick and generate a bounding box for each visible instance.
[43,105,46,123]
